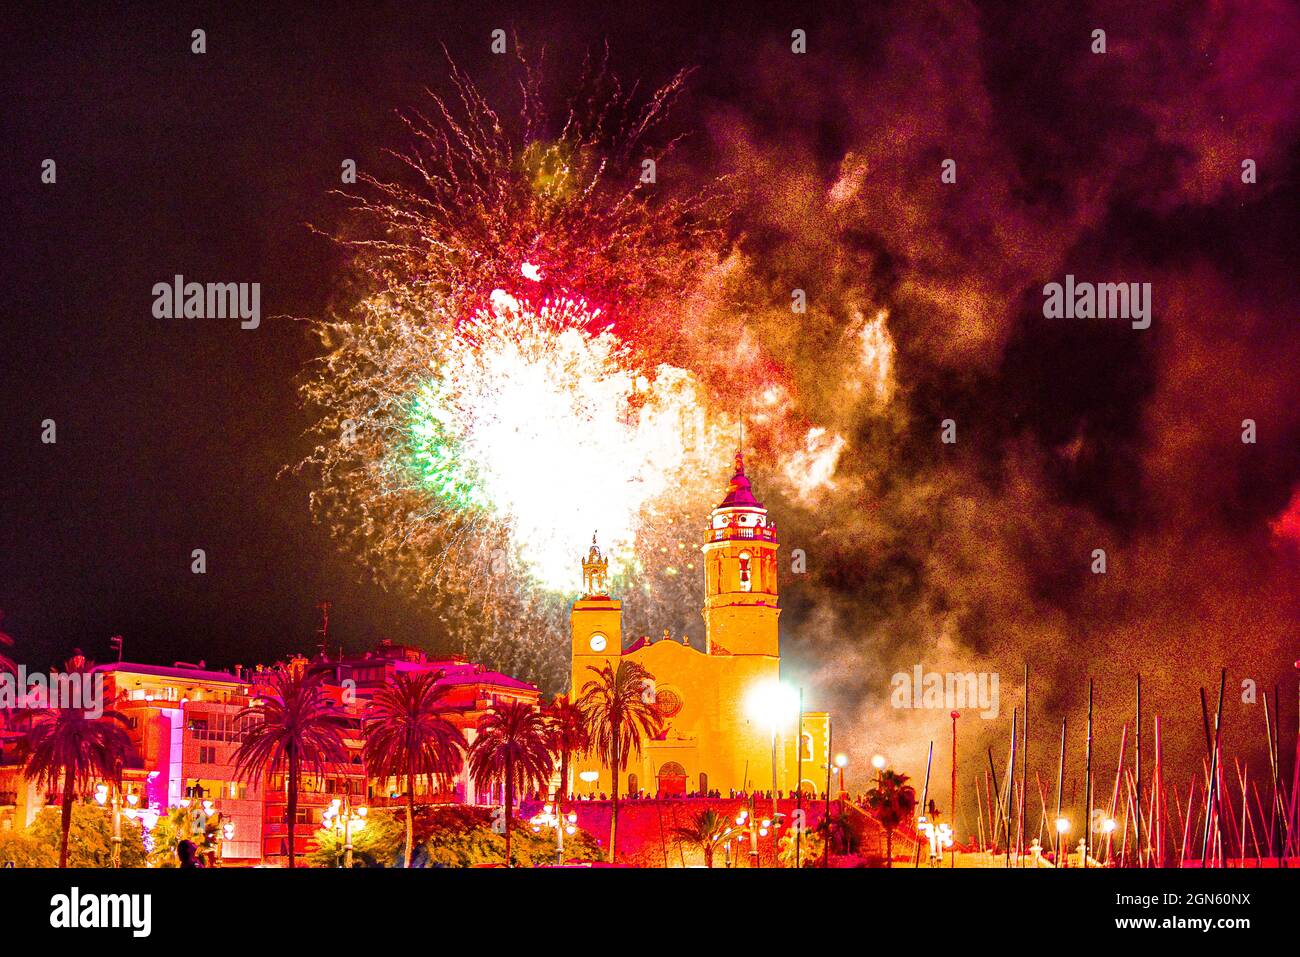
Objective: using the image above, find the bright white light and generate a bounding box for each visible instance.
[1055,817,1071,834]
[747,681,800,730]
[410,298,729,590]
[521,262,543,282]
[834,753,848,769]
[871,754,886,770]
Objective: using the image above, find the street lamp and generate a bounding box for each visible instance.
[747,680,800,861]
[94,784,123,869]
[529,802,578,865]
[322,797,368,868]
[731,806,778,867]
[917,814,953,865]
[870,754,887,804]
[1054,816,1071,867]
[578,770,599,796]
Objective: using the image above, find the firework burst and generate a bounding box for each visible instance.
[297,51,736,684]
[399,292,730,589]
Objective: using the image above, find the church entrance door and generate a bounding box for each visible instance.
[657,762,687,796]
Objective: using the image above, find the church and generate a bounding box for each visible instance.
[568,450,831,798]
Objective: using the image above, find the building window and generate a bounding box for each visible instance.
[628,774,638,795]
[800,733,814,762]
[738,552,752,591]
[699,772,708,795]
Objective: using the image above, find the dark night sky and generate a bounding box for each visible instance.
[1,1,762,669]
[2,1,1298,788]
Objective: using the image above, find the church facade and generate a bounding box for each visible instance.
[568,452,831,798]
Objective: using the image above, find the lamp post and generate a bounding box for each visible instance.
[748,680,800,863]
[795,687,803,868]
[733,804,774,868]
[323,797,368,868]
[823,722,834,868]
[950,710,959,868]
[94,783,122,869]
[530,802,578,865]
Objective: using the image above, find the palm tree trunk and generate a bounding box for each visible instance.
[886,828,893,867]
[59,766,75,868]
[504,752,513,868]
[560,749,570,805]
[405,768,416,869]
[608,739,620,863]
[704,844,713,868]
[287,750,299,869]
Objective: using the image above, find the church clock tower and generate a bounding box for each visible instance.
[570,534,622,692]
[701,450,780,657]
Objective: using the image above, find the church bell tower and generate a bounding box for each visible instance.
[701,450,780,657]
[570,534,622,692]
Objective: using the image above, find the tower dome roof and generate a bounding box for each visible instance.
[717,449,762,509]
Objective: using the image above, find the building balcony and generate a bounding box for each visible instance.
[704,524,777,543]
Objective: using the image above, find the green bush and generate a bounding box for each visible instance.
[420,805,602,867]
[27,802,148,868]
[308,809,405,867]
[0,828,57,868]
[306,804,602,867]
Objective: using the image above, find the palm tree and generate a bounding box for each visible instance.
[577,660,663,863]
[0,610,15,675]
[467,699,554,867]
[865,769,918,867]
[817,805,859,857]
[670,807,729,867]
[19,655,134,867]
[0,613,16,732]
[362,670,465,868]
[233,667,348,868]
[545,694,589,805]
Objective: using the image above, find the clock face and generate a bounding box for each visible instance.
[588,634,607,653]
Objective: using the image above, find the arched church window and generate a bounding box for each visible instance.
[738,551,752,591]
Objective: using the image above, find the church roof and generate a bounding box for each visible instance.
[717,450,762,509]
